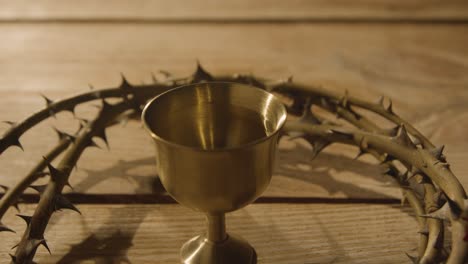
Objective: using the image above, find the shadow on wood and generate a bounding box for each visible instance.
[55,205,152,264]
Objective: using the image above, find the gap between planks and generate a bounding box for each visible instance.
[1,193,402,205]
[1,17,468,25]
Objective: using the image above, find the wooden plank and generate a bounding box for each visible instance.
[0,24,467,198]
[0,0,467,22]
[0,203,421,263]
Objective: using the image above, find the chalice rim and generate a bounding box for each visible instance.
[141,81,287,153]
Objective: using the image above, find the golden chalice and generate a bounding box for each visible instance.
[142,82,287,264]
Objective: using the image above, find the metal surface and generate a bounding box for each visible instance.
[180,234,257,264]
[142,82,287,264]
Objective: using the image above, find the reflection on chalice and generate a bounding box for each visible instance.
[142,82,287,264]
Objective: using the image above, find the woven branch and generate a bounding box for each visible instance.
[0,64,466,264]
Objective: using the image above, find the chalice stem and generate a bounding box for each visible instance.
[143,82,286,264]
[206,213,227,242]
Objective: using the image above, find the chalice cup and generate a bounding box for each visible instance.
[142,82,287,264]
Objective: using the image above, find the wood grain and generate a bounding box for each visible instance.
[0,2,465,263]
[0,0,468,264]
[0,0,467,22]
[0,23,467,198]
[0,203,421,263]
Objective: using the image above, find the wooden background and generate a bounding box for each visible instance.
[0,1,467,263]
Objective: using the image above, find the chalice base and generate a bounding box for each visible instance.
[180,234,257,264]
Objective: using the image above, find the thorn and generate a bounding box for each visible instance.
[420,202,450,221]
[377,96,385,107]
[151,72,158,83]
[11,138,24,151]
[16,214,32,226]
[299,98,320,124]
[400,193,407,206]
[24,238,50,256]
[359,137,369,150]
[63,101,77,118]
[441,162,451,170]
[192,60,213,82]
[54,195,81,214]
[86,138,101,149]
[93,128,109,149]
[40,94,57,118]
[40,94,53,107]
[29,184,48,194]
[330,128,354,140]
[412,137,422,146]
[0,222,15,233]
[159,70,171,78]
[10,201,19,213]
[3,121,16,126]
[119,73,132,91]
[9,254,17,263]
[355,137,369,160]
[88,83,94,90]
[405,253,419,264]
[393,125,416,148]
[121,255,132,264]
[354,150,365,160]
[65,181,74,190]
[339,90,349,108]
[45,160,67,182]
[430,145,445,160]
[52,127,76,142]
[0,184,8,192]
[387,98,394,114]
[287,75,293,83]
[383,125,400,137]
[77,117,91,129]
[320,97,331,109]
[99,98,113,114]
[40,239,51,254]
[305,138,330,159]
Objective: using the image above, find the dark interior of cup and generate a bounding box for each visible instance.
[143,82,286,150]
